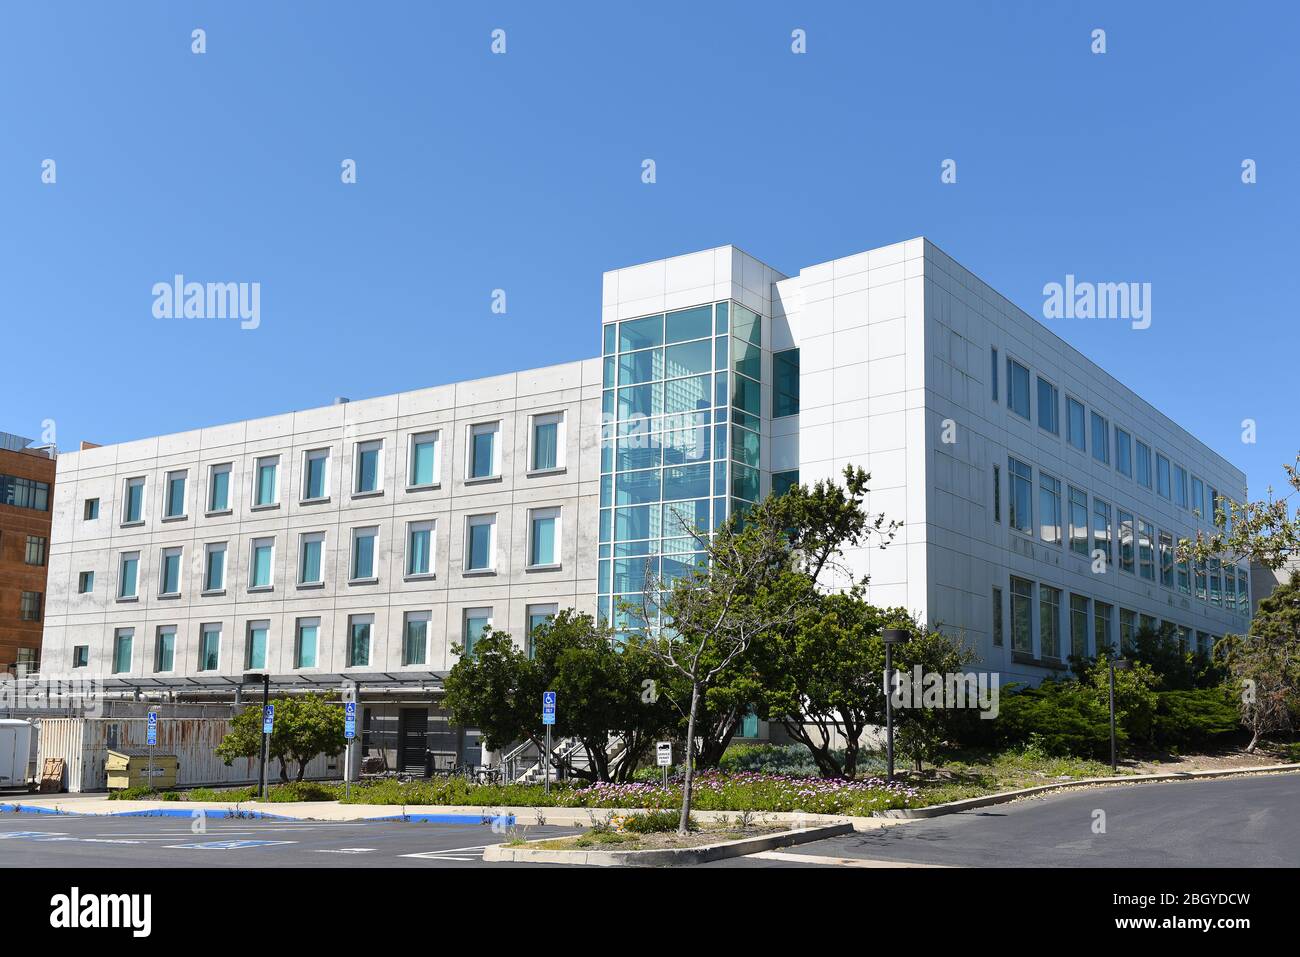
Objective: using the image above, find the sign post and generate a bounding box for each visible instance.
[261,699,275,800]
[541,691,556,795]
[343,701,357,800]
[146,711,158,788]
[656,741,672,787]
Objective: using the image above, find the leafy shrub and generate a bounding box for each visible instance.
[108,785,174,800]
[188,786,258,802]
[1152,688,1241,749]
[994,680,1118,760]
[719,743,887,777]
[618,809,695,833]
[266,781,337,802]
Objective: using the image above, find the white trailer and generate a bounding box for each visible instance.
[0,719,34,790]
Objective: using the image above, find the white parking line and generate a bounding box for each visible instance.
[314,847,377,854]
[748,850,947,868]
[401,844,490,860]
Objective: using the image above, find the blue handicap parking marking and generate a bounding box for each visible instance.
[164,839,296,850]
[0,831,68,840]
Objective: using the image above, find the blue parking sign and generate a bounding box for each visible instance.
[344,701,357,740]
[146,711,158,745]
[542,691,556,726]
[263,705,275,734]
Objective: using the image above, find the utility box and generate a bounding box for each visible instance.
[105,749,178,791]
[0,720,34,790]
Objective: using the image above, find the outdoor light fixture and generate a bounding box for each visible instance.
[1108,657,1130,773]
[881,629,909,782]
[243,671,271,799]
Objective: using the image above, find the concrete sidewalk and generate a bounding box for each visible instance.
[1,794,905,831]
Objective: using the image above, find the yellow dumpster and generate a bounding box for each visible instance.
[105,748,179,791]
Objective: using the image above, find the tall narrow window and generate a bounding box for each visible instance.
[403,612,430,666]
[204,542,226,592]
[1066,397,1086,451]
[991,586,1004,647]
[530,413,563,471]
[1037,377,1059,434]
[1070,594,1090,660]
[1090,413,1110,465]
[1174,464,1188,509]
[164,470,187,518]
[773,348,800,416]
[155,626,175,672]
[208,463,232,512]
[347,615,372,667]
[1119,608,1136,652]
[198,624,221,672]
[1010,577,1033,653]
[1039,585,1061,659]
[407,520,435,577]
[249,538,274,589]
[354,440,382,494]
[527,604,558,659]
[351,527,378,581]
[1118,510,1135,573]
[1007,359,1030,419]
[469,423,499,479]
[1068,486,1088,556]
[1178,553,1192,595]
[159,546,183,596]
[112,628,134,674]
[243,621,268,670]
[1158,531,1174,587]
[465,515,495,572]
[123,477,145,523]
[254,456,279,507]
[1156,454,1171,499]
[1135,442,1152,488]
[1138,520,1155,581]
[1008,458,1033,534]
[299,531,325,585]
[24,536,47,566]
[462,608,492,656]
[1092,498,1112,569]
[528,507,560,567]
[295,618,319,669]
[409,432,439,488]
[1115,428,1132,477]
[1038,472,1062,546]
[1191,476,1204,519]
[1094,602,1114,655]
[304,449,329,501]
[118,552,140,598]
[990,348,999,402]
[992,464,1001,523]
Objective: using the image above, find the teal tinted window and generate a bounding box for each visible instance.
[617,383,663,419]
[209,469,230,511]
[773,349,799,417]
[306,453,328,498]
[246,626,267,670]
[732,376,761,417]
[408,527,431,575]
[199,629,220,671]
[161,552,181,594]
[663,498,709,538]
[663,463,711,501]
[663,374,710,414]
[619,314,663,352]
[530,515,557,566]
[602,323,616,355]
[773,470,799,497]
[204,548,224,591]
[300,538,322,583]
[532,422,559,470]
[732,464,760,502]
[256,462,277,505]
[411,437,437,486]
[155,631,175,672]
[662,427,709,465]
[616,469,661,506]
[252,543,273,586]
[613,557,657,593]
[615,505,660,541]
[471,429,496,478]
[356,446,380,492]
[464,615,490,654]
[731,304,761,345]
[731,426,759,468]
[467,522,492,570]
[664,339,712,378]
[618,348,663,385]
[295,624,318,668]
[349,621,371,667]
[665,305,712,343]
[113,633,132,674]
[120,556,138,597]
[616,433,660,471]
[732,336,761,380]
[404,617,428,665]
[125,481,144,522]
[166,474,186,517]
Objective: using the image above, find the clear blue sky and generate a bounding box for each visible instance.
[2,2,1296,497]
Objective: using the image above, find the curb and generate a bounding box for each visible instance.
[875,762,1300,819]
[482,822,854,867]
[0,802,295,820]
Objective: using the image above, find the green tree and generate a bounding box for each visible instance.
[1180,452,1300,570]
[1218,571,1300,751]
[891,623,982,771]
[215,693,346,782]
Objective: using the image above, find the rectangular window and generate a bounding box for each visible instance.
[773,348,800,417]
[71,645,90,668]
[528,507,560,568]
[990,347,999,402]
[1209,487,1219,524]
[1158,531,1174,587]
[1037,377,1059,434]
[19,591,42,621]
[198,624,221,672]
[1209,559,1222,606]
[304,449,329,501]
[1039,472,1062,546]
[354,440,382,494]
[245,621,268,670]
[1040,585,1061,659]
[208,463,232,512]
[294,618,319,669]
[462,608,492,656]
[1070,594,1090,660]
[1007,359,1031,419]
[1066,397,1086,451]
[1138,520,1156,581]
[160,547,182,596]
[527,603,558,659]
[469,422,499,479]
[84,498,100,520]
[1068,486,1089,556]
[1238,568,1250,613]
[0,475,50,511]
[1118,510,1135,573]
[1090,412,1110,465]
[1156,454,1171,499]
[1136,441,1152,488]
[24,535,47,566]
[1008,457,1033,534]
[164,470,187,518]
[991,586,1004,647]
[1119,608,1137,652]
[78,570,94,593]
[1092,498,1112,570]
[254,457,279,507]
[992,464,1001,523]
[409,432,439,488]
[112,628,133,674]
[299,532,324,584]
[1195,560,1207,601]
[347,615,372,668]
[403,612,430,666]
[1191,476,1204,520]
[1094,601,1114,655]
[530,413,563,471]
[407,520,434,577]
[1174,465,1188,509]
[1178,553,1192,595]
[119,552,139,598]
[465,515,495,572]
[1010,577,1033,653]
[1115,428,1133,477]
[351,527,377,581]
[204,542,226,592]
[250,538,274,589]
[154,626,175,672]
[124,477,145,523]
[1224,566,1237,609]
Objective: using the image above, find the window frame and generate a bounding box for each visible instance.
[349,526,379,583]
[353,439,384,497]
[407,430,441,490]
[466,421,502,481]
[252,455,280,509]
[405,519,436,579]
[207,462,233,514]
[298,531,326,586]
[163,469,188,520]
[526,506,562,570]
[301,447,331,503]
[248,536,276,591]
[527,412,566,474]
[464,514,497,574]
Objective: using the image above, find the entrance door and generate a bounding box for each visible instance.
[398,708,428,775]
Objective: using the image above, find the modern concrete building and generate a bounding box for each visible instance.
[38,237,1252,767]
[0,433,56,676]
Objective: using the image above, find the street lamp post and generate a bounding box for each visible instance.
[1108,657,1130,773]
[244,672,271,800]
[882,629,909,782]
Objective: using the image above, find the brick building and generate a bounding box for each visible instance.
[0,433,56,675]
